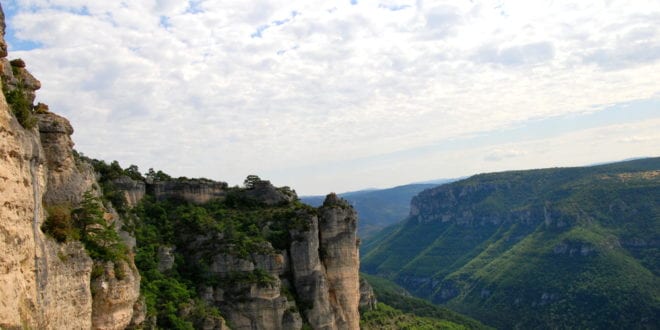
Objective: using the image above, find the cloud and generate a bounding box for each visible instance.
[4,0,660,194]
[618,135,658,143]
[583,41,660,70]
[484,148,525,162]
[379,4,410,12]
[473,42,555,66]
[423,5,462,39]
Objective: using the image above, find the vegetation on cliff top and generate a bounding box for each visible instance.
[1,59,38,129]
[123,168,316,328]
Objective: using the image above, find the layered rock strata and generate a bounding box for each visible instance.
[149,179,228,204]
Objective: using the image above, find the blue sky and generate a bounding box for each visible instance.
[3,0,660,194]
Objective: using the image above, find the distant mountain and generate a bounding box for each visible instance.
[362,157,660,329]
[301,179,456,238]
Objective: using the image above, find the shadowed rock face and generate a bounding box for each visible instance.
[243,180,296,206]
[359,277,377,311]
[112,176,146,208]
[149,179,228,204]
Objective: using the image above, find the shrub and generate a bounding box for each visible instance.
[4,87,36,129]
[73,191,128,263]
[43,205,78,242]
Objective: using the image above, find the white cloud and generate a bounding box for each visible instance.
[484,148,525,162]
[4,0,660,194]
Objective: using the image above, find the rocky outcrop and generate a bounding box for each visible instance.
[160,193,361,330]
[243,180,296,206]
[198,244,300,330]
[37,112,97,206]
[111,176,145,208]
[156,246,175,272]
[0,5,141,328]
[1,57,41,105]
[91,260,141,330]
[359,277,377,311]
[287,194,360,330]
[317,194,360,329]
[149,179,228,204]
[289,212,336,329]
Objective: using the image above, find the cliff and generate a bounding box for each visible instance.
[0,4,362,328]
[129,180,361,329]
[0,4,141,328]
[148,178,227,204]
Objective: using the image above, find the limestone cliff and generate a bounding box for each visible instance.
[213,192,359,330]
[122,176,361,329]
[149,178,228,204]
[0,4,141,328]
[0,4,361,328]
[286,195,360,330]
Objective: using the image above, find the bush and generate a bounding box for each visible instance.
[4,87,36,129]
[43,205,79,242]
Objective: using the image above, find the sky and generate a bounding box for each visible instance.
[3,0,660,195]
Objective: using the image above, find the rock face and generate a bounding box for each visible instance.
[91,260,141,330]
[0,5,141,328]
[149,179,228,204]
[163,193,361,330]
[37,112,97,206]
[317,194,360,329]
[111,176,145,208]
[359,277,377,311]
[0,68,45,328]
[243,180,296,206]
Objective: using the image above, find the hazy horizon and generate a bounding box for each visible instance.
[4,0,659,195]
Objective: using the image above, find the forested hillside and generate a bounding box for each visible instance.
[362,158,660,329]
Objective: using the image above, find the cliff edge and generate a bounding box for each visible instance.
[0,4,141,329]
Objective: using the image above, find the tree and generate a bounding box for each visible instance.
[124,164,143,181]
[73,191,126,261]
[74,191,106,241]
[243,175,262,189]
[146,168,172,181]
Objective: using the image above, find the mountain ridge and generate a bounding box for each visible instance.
[301,180,456,238]
[362,157,660,329]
